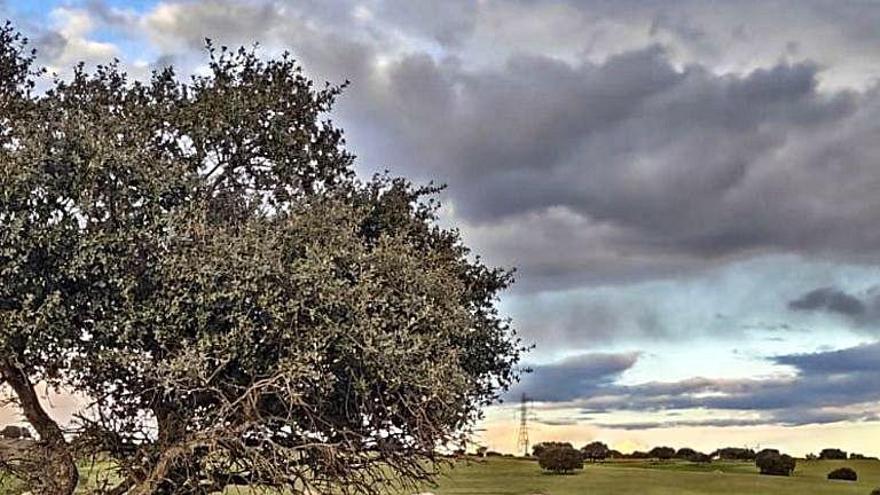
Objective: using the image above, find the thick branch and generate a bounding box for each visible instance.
[1,359,64,444]
[0,357,79,495]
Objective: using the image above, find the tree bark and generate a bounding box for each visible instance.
[0,358,78,495]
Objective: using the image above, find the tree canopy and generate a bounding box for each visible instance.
[537,445,583,474]
[648,446,675,460]
[532,441,573,458]
[0,23,524,495]
[755,449,796,477]
[819,448,848,460]
[580,441,610,462]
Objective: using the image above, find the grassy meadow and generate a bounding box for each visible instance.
[1,457,878,494]
[408,457,880,495]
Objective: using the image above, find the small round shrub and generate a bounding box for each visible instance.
[538,445,584,474]
[0,425,30,439]
[827,467,857,481]
[649,446,676,460]
[755,449,796,476]
[869,487,880,495]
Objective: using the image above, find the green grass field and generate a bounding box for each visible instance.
[411,457,880,495]
[1,457,877,494]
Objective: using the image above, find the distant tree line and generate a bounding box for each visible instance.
[515,440,878,478]
[474,440,875,487]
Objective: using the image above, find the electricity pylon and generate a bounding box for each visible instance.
[516,393,530,456]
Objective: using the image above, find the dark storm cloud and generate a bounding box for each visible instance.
[353,47,880,289]
[520,342,880,427]
[507,352,640,403]
[33,30,68,60]
[789,287,866,316]
[375,50,856,238]
[788,286,880,327]
[508,293,671,350]
[772,341,880,374]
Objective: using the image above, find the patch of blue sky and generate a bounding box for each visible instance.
[6,0,57,17]
[90,29,157,64]
[99,0,156,11]
[9,0,157,13]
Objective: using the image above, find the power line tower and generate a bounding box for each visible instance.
[516,393,530,456]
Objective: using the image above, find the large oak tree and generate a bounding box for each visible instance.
[0,24,523,494]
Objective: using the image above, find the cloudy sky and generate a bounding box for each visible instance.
[6,0,880,456]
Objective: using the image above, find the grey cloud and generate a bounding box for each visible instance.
[523,342,880,428]
[84,0,135,27]
[350,47,880,288]
[597,410,880,430]
[373,0,477,47]
[508,293,671,351]
[507,351,640,403]
[596,418,767,430]
[33,30,68,61]
[787,286,880,328]
[534,417,581,427]
[773,341,880,374]
[789,287,866,316]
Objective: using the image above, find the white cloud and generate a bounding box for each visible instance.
[43,7,119,71]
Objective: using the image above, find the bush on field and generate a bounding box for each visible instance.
[581,441,610,462]
[870,487,880,495]
[0,425,31,439]
[675,448,698,459]
[713,447,756,461]
[532,441,574,458]
[648,446,676,460]
[820,448,848,460]
[675,448,712,463]
[827,467,858,481]
[755,449,796,476]
[627,451,651,459]
[850,453,877,460]
[538,445,584,474]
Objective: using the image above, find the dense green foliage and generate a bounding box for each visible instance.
[0,23,524,495]
[713,447,757,461]
[537,445,584,474]
[675,448,711,463]
[532,441,573,458]
[648,446,676,460]
[822,449,851,460]
[828,467,858,481]
[756,449,797,476]
[581,441,610,462]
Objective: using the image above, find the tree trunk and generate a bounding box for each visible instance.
[0,358,79,495]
